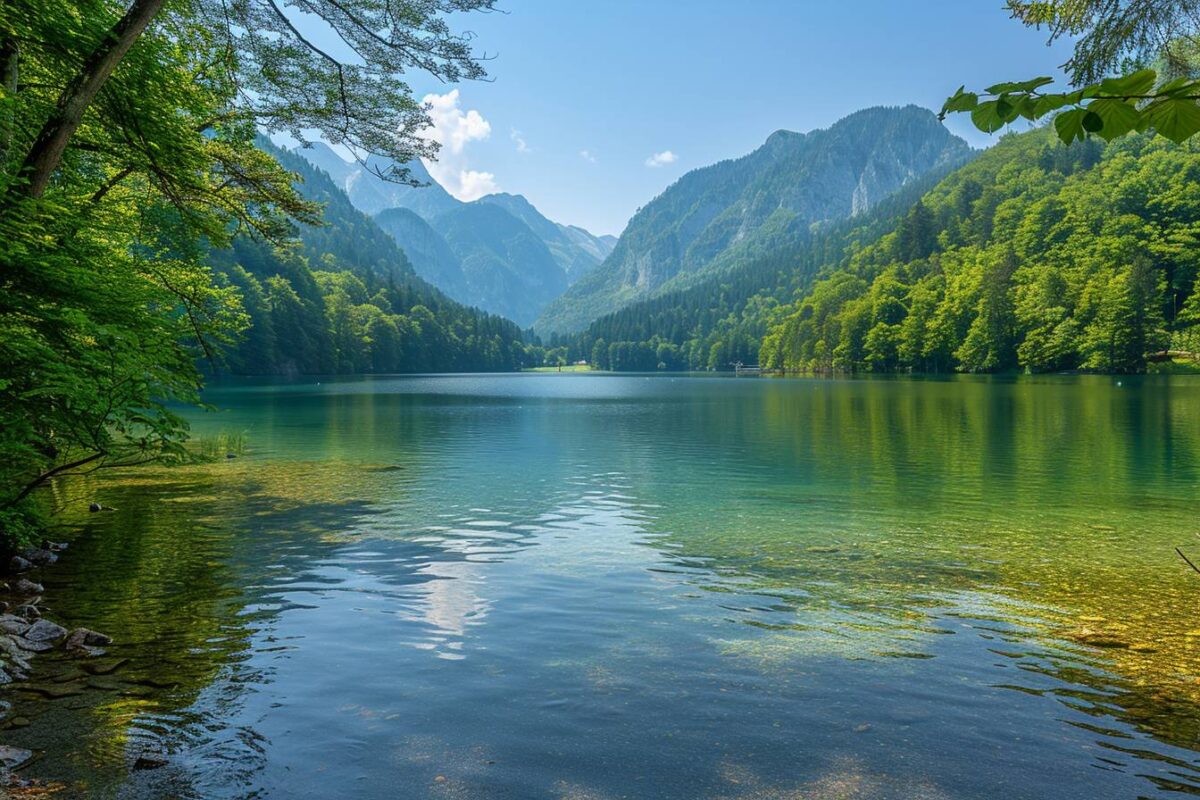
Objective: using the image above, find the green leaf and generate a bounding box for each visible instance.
[942,86,979,114]
[1145,97,1200,143]
[1086,98,1141,141]
[1157,76,1199,97]
[1015,96,1038,120]
[970,101,1006,133]
[1097,69,1157,97]
[1054,108,1089,144]
[995,97,1017,122]
[985,76,1054,94]
[1032,94,1070,118]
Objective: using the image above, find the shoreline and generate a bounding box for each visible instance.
[0,537,114,790]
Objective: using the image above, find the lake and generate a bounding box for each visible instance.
[8,373,1200,799]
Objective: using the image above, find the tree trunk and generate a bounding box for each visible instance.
[0,36,17,167]
[15,0,164,198]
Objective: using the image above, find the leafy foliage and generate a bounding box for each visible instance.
[944,1,1200,144]
[943,69,1200,144]
[761,130,1200,374]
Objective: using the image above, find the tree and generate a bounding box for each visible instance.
[0,0,498,541]
[3,0,496,199]
[942,2,1200,145]
[591,338,610,370]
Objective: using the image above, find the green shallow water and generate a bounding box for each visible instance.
[5,373,1200,799]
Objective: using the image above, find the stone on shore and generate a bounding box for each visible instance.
[11,579,43,596]
[12,637,54,653]
[41,540,67,552]
[7,556,31,574]
[19,548,56,566]
[22,619,67,644]
[0,616,30,636]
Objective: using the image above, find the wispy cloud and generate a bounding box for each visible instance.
[579,149,597,163]
[511,128,531,154]
[420,89,499,201]
[644,150,678,168]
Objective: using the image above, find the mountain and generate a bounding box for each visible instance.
[299,143,460,220]
[210,141,531,375]
[374,207,470,299]
[430,203,568,327]
[479,193,616,279]
[294,145,614,325]
[534,105,972,336]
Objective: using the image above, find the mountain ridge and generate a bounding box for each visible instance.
[294,144,614,325]
[533,105,972,336]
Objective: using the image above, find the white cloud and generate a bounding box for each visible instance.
[579,149,597,163]
[458,169,500,200]
[511,128,531,154]
[419,89,498,200]
[644,150,678,168]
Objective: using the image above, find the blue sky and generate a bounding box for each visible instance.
[319,1,1077,236]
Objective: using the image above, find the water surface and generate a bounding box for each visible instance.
[9,373,1200,799]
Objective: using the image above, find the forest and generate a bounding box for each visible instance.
[566,130,1200,374]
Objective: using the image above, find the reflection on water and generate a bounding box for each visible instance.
[5,373,1200,799]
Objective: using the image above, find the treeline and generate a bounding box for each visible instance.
[210,144,534,375]
[761,132,1200,373]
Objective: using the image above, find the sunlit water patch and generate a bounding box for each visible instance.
[4,373,1200,799]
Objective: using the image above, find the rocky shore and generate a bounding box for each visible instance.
[0,540,112,789]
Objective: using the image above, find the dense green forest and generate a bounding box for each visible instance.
[762,130,1200,373]
[565,130,1200,374]
[211,144,532,375]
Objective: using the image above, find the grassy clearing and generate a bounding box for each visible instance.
[524,365,594,373]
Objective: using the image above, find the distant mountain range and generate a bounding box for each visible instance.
[534,106,972,335]
[295,106,968,335]
[296,143,615,327]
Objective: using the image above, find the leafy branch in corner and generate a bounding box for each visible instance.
[942,69,1200,145]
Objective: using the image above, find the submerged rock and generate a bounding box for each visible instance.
[0,746,32,769]
[133,752,169,770]
[12,638,54,653]
[22,619,67,644]
[40,541,67,553]
[64,628,111,656]
[1069,628,1131,649]
[11,579,42,596]
[88,502,102,513]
